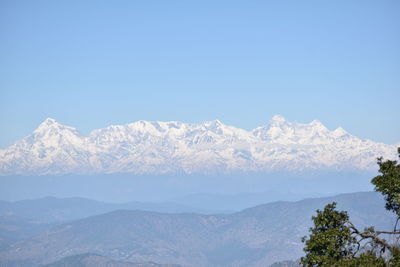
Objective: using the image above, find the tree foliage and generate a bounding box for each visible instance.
[300,203,356,266]
[372,147,400,217]
[301,148,400,266]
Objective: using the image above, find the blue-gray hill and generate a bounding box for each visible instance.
[0,191,395,266]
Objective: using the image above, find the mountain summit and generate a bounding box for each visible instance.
[0,116,396,175]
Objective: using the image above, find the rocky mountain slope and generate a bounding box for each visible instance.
[0,116,396,175]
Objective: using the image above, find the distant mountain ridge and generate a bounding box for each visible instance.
[0,196,222,224]
[42,253,181,267]
[0,192,395,267]
[0,116,396,175]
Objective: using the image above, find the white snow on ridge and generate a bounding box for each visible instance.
[0,116,397,175]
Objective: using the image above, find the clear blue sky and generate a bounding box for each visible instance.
[0,0,399,148]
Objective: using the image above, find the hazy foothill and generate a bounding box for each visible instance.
[0,191,396,266]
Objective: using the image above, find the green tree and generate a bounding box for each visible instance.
[372,147,400,218]
[337,251,385,266]
[301,148,400,266]
[300,202,356,266]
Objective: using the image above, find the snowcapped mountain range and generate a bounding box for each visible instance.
[0,115,397,176]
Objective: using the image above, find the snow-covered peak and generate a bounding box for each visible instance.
[310,119,325,127]
[34,118,78,133]
[270,114,287,123]
[128,120,165,134]
[34,117,62,131]
[253,117,343,145]
[42,117,58,125]
[309,120,329,133]
[333,127,348,137]
[266,115,289,129]
[0,116,397,176]
[204,119,223,126]
[30,118,83,149]
[200,120,225,134]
